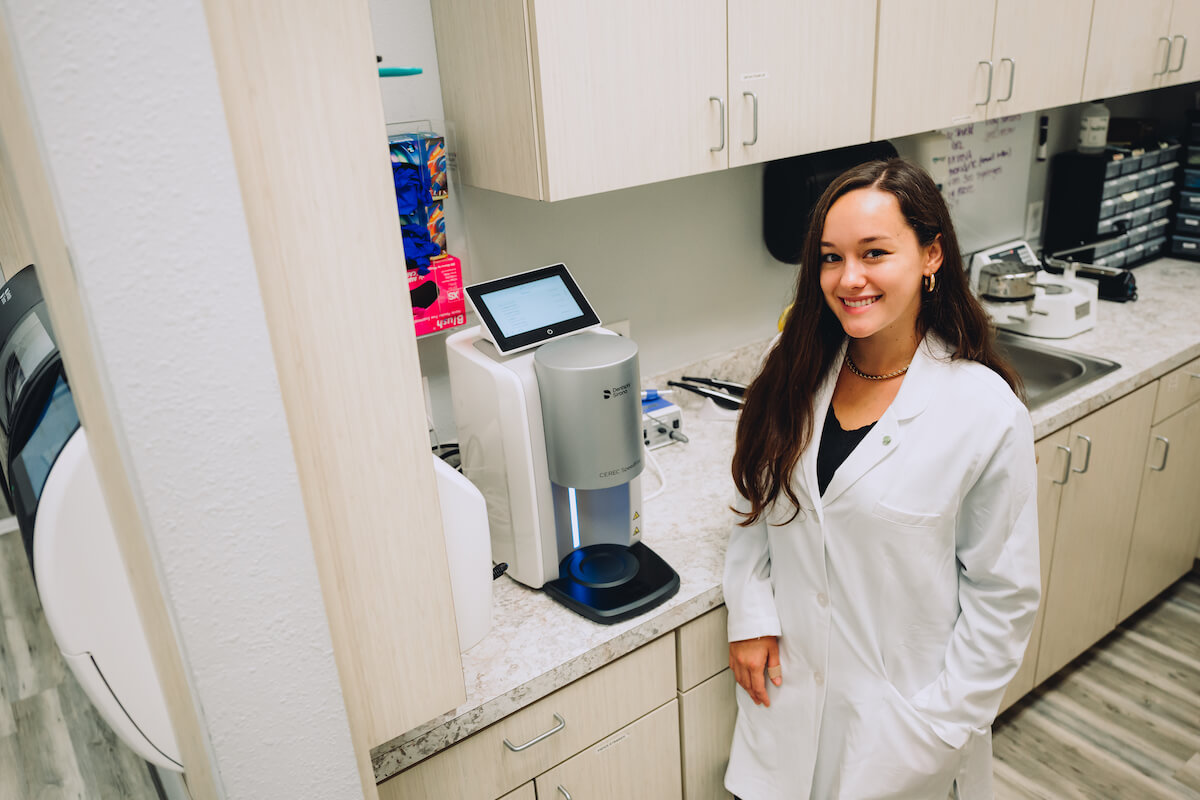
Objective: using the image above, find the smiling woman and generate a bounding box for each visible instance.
[722,158,1040,800]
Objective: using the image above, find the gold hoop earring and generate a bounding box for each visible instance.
[924,272,936,293]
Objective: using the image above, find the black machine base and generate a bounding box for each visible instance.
[544,541,679,625]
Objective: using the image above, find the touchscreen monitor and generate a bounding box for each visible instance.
[465,264,600,354]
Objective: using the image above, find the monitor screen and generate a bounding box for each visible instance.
[465,263,600,354]
[478,275,584,339]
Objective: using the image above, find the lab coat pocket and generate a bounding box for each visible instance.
[730,679,780,775]
[839,683,964,800]
[870,500,942,529]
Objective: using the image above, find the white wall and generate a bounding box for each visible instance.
[2,2,362,798]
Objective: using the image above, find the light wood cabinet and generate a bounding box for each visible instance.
[986,0,1093,119]
[432,0,881,200]
[1153,355,1200,424]
[432,0,726,201]
[1164,0,1200,86]
[676,606,729,691]
[1119,394,1200,620]
[1034,382,1157,685]
[679,669,736,800]
[377,635,676,800]
[873,0,997,141]
[1082,0,1174,99]
[536,699,683,800]
[727,0,875,167]
[998,429,1071,713]
[499,783,535,800]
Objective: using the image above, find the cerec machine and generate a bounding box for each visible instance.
[446,263,678,623]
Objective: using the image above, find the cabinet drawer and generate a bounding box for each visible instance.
[499,783,535,800]
[677,606,728,691]
[679,669,736,800]
[536,699,682,800]
[377,635,676,800]
[1154,356,1200,424]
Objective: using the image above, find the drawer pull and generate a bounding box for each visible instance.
[557,787,573,800]
[1155,37,1172,76]
[1150,435,1170,471]
[709,96,725,152]
[1052,444,1071,485]
[1071,434,1092,474]
[998,57,1016,102]
[1170,35,1188,73]
[977,60,993,105]
[503,713,565,752]
[743,91,759,146]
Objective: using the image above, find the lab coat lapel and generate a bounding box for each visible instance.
[800,341,846,524]
[819,335,945,507]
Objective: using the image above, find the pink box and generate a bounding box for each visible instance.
[409,254,466,337]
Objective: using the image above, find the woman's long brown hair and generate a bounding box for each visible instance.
[732,158,1023,527]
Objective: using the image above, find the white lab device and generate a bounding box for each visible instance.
[34,429,183,771]
[431,454,492,651]
[447,265,677,624]
[969,239,1098,339]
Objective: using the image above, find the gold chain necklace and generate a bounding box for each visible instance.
[845,352,910,380]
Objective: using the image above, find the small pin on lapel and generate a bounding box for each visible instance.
[882,435,892,445]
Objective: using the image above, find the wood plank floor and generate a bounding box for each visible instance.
[0,528,160,799]
[993,570,1200,799]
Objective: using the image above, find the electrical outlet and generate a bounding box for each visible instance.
[1024,200,1044,242]
[606,319,631,338]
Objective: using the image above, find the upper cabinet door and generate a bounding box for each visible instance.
[1081,0,1173,100]
[873,0,997,142]
[1164,0,1200,86]
[727,0,876,167]
[988,0,1092,118]
[527,0,727,200]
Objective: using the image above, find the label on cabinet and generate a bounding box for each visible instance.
[740,72,768,81]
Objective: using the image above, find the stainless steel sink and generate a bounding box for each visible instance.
[994,330,1120,411]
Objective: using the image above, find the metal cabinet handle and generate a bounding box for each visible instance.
[1170,35,1188,73]
[1052,444,1072,485]
[999,57,1016,102]
[710,96,725,152]
[502,713,565,752]
[743,91,759,146]
[1071,434,1093,474]
[557,787,572,800]
[977,60,994,105]
[1155,37,1172,76]
[1150,435,1170,471]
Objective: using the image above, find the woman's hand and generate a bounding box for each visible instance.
[729,636,781,706]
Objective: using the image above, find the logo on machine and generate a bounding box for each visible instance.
[0,288,10,305]
[602,381,632,400]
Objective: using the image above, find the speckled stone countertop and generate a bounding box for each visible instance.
[371,257,1200,783]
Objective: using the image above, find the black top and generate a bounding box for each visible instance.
[816,404,876,496]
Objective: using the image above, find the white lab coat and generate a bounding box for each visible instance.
[723,334,1040,800]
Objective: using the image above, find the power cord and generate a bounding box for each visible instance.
[643,445,667,501]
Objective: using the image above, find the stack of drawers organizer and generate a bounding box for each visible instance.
[1044,144,1181,269]
[1173,113,1200,259]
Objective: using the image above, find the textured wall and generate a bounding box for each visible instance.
[2,2,362,798]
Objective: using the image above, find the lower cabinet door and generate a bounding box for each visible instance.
[998,430,1071,712]
[1119,400,1200,620]
[536,699,682,800]
[679,669,736,800]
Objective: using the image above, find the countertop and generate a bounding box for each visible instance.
[371,257,1200,783]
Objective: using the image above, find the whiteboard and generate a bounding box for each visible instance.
[937,114,1035,254]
